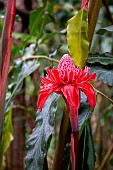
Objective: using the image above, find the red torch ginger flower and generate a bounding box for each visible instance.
[37,54,96,170]
[38,54,96,110]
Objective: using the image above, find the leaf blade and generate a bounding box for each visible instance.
[96,25,113,35]
[90,65,113,86]
[25,93,59,170]
[78,92,90,138]
[5,60,40,113]
[79,120,96,170]
[88,52,113,65]
[29,7,44,35]
[67,9,89,68]
[0,109,14,169]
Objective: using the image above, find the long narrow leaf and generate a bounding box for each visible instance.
[79,120,96,170]
[25,93,59,170]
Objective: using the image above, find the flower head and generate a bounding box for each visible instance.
[38,54,96,110]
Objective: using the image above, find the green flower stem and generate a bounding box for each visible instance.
[52,106,71,170]
[88,0,102,48]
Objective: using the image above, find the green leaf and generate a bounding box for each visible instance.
[29,6,54,37]
[85,121,96,170]
[5,60,40,112]
[63,143,71,170]
[25,93,59,170]
[12,32,28,41]
[29,7,44,35]
[39,32,59,44]
[88,52,113,65]
[80,120,96,170]
[0,109,14,169]
[88,52,113,86]
[96,25,113,35]
[12,44,23,57]
[24,2,54,47]
[67,9,89,68]
[78,92,90,138]
[90,65,113,86]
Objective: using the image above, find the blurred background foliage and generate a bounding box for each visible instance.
[0,0,113,169]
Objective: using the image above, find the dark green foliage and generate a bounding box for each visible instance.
[63,143,71,170]
[79,92,90,138]
[78,120,96,170]
[0,60,40,169]
[88,52,113,65]
[90,65,113,86]
[96,25,113,35]
[79,94,95,170]
[5,60,40,112]
[29,2,54,38]
[29,7,45,35]
[88,53,113,86]
[25,93,59,170]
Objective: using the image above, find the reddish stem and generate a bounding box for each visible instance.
[0,0,15,141]
[66,102,79,170]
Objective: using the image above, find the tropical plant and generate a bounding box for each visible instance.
[0,0,113,170]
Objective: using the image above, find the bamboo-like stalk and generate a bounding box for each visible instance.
[52,106,71,170]
[98,142,113,170]
[0,0,15,141]
[102,0,113,24]
[88,0,102,47]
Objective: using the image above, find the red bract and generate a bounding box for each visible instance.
[37,54,96,170]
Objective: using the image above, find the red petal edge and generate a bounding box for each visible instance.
[37,89,52,110]
[78,82,96,108]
